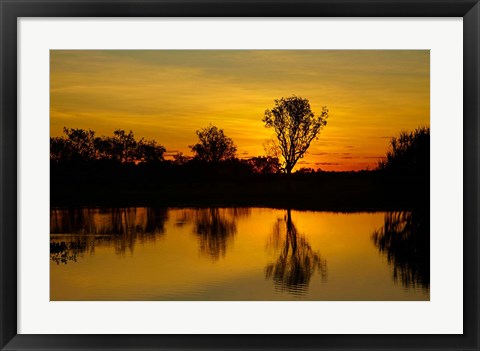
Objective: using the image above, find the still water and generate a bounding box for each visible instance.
[50,207,429,301]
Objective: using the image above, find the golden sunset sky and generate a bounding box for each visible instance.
[50,50,429,171]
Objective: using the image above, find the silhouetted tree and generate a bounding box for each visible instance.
[50,127,97,161]
[50,136,70,162]
[246,156,281,175]
[110,129,137,163]
[50,127,167,164]
[63,127,97,160]
[263,96,328,174]
[377,127,429,206]
[190,124,237,162]
[263,138,282,160]
[378,126,429,174]
[93,135,115,160]
[137,138,166,163]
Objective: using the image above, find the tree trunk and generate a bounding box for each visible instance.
[285,167,292,196]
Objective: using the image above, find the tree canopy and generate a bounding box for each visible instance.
[50,128,165,163]
[378,126,429,173]
[190,124,237,162]
[263,96,328,174]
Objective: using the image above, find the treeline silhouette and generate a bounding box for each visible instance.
[378,127,430,209]
[51,126,281,172]
[51,128,167,163]
[51,126,429,210]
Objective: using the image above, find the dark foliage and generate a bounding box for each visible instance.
[50,126,429,211]
[263,96,328,174]
[51,128,166,163]
[190,124,237,162]
[379,126,429,175]
[377,127,430,209]
[245,156,282,175]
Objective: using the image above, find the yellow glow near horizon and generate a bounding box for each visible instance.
[50,50,429,171]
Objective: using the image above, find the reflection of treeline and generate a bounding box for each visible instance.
[51,207,168,235]
[50,207,251,264]
[50,208,168,262]
[372,210,429,289]
[192,207,250,261]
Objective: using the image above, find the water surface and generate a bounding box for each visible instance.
[50,207,429,300]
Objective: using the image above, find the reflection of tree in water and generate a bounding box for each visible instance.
[50,207,168,263]
[265,209,327,295]
[193,208,249,261]
[372,211,429,289]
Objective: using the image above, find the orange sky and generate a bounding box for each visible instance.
[50,50,429,171]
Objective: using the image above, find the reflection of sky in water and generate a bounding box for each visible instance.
[50,207,429,301]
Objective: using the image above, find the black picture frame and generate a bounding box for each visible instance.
[1,0,478,350]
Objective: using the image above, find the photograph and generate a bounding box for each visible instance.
[50,50,430,301]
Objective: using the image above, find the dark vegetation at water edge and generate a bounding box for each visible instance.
[50,129,429,210]
[51,163,427,210]
[50,96,429,211]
